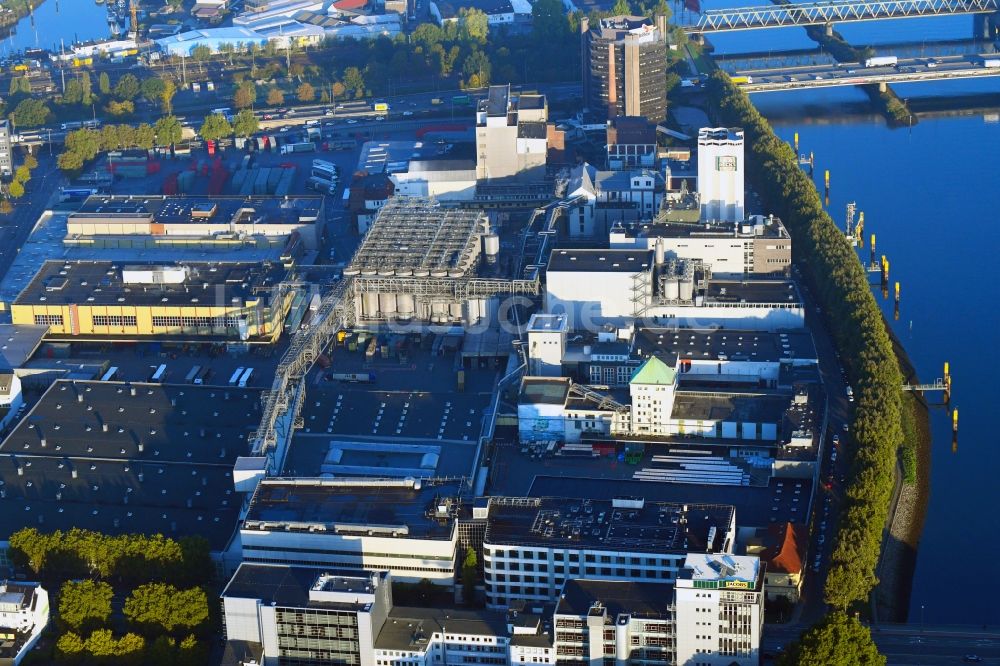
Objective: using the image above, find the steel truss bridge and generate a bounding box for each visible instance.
[682,0,1000,34]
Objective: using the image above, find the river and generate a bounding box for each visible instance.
[1,0,112,56]
[701,11,1000,625]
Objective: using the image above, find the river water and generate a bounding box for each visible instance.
[1,0,112,55]
[703,12,1000,625]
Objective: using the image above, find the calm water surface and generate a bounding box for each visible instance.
[2,0,111,55]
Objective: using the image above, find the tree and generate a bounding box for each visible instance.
[106,100,135,116]
[80,71,94,105]
[288,62,305,81]
[10,98,50,128]
[461,7,489,41]
[191,45,212,62]
[55,631,86,664]
[463,50,491,88]
[99,71,111,95]
[232,109,259,138]
[178,634,208,666]
[8,180,25,199]
[160,79,177,114]
[0,199,11,215]
[779,612,885,666]
[13,165,30,184]
[141,77,166,104]
[115,73,140,101]
[331,81,346,101]
[134,123,156,150]
[532,0,570,41]
[8,77,19,95]
[612,0,631,14]
[343,67,365,98]
[62,79,84,105]
[154,115,183,146]
[124,583,209,633]
[266,87,285,106]
[57,150,86,173]
[64,128,102,161]
[199,113,233,141]
[58,580,113,633]
[233,81,257,109]
[23,152,37,170]
[296,82,315,102]
[461,547,478,604]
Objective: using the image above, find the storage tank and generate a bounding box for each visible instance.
[431,303,448,322]
[448,268,464,278]
[663,278,680,300]
[362,292,379,318]
[463,299,481,327]
[448,302,463,320]
[431,269,448,278]
[343,267,360,276]
[379,293,397,317]
[397,293,415,319]
[413,269,430,278]
[395,267,413,277]
[654,238,665,266]
[483,234,500,264]
[679,277,694,301]
[416,301,431,321]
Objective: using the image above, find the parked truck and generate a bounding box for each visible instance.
[280,142,316,155]
[309,294,322,312]
[981,58,1000,68]
[865,56,898,68]
[328,372,374,383]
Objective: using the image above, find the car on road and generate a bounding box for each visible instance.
[402,110,414,117]
[336,104,345,110]
[843,423,849,432]
[325,109,335,116]
[346,119,358,124]
[286,109,297,116]
[262,113,274,120]
[833,434,840,446]
[375,115,385,121]
[963,657,982,663]
[279,127,289,132]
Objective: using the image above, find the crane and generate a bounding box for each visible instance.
[129,0,138,39]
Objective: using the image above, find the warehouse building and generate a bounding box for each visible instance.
[544,248,804,330]
[10,260,291,342]
[0,380,259,569]
[66,195,325,250]
[240,478,465,584]
[482,495,735,608]
[609,214,792,277]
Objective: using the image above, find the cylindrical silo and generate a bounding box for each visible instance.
[397,293,415,319]
[379,292,397,317]
[449,302,463,320]
[416,300,431,321]
[431,303,448,323]
[679,277,694,301]
[483,234,500,264]
[664,278,680,301]
[362,292,379,318]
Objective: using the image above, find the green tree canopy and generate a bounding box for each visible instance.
[10,98,50,127]
[232,109,259,138]
[266,87,285,106]
[13,165,30,184]
[58,580,113,633]
[114,73,140,101]
[55,631,86,663]
[199,113,233,141]
[191,45,212,61]
[7,180,25,199]
[23,153,38,169]
[343,67,365,98]
[141,77,166,104]
[462,547,478,604]
[233,81,257,109]
[160,79,177,114]
[779,612,885,666]
[154,115,183,146]
[124,583,210,634]
[99,71,111,95]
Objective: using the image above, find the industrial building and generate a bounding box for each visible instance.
[344,198,517,326]
[698,128,746,223]
[67,195,325,250]
[239,478,466,583]
[544,248,804,329]
[220,563,553,666]
[606,115,658,170]
[0,380,259,566]
[0,119,12,179]
[609,214,792,276]
[9,260,291,342]
[475,85,550,181]
[0,581,49,665]
[482,496,736,608]
[581,16,668,123]
[553,553,764,666]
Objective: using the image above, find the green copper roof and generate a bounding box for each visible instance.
[630,356,676,386]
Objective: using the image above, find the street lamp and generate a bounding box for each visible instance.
[921,604,925,633]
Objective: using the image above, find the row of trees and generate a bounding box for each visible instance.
[57,117,182,172]
[3,151,37,203]
[705,71,904,614]
[8,528,212,586]
[60,580,209,636]
[55,630,206,665]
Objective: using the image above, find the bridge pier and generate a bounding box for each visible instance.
[878,81,888,93]
[825,22,834,36]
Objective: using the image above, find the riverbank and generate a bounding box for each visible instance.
[0,0,43,37]
[874,323,933,623]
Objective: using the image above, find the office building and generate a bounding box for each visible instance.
[0,119,12,179]
[609,215,792,277]
[475,85,549,181]
[606,115,657,170]
[697,128,745,223]
[240,478,464,584]
[674,553,765,666]
[481,496,736,608]
[10,260,291,342]
[526,314,569,377]
[221,563,392,666]
[0,581,49,666]
[582,16,667,123]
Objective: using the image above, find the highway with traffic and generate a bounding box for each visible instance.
[733,54,1000,92]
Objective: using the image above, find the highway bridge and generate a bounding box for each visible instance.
[680,0,1000,34]
[732,54,1000,92]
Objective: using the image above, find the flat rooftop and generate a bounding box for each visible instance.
[344,198,487,275]
[14,260,286,308]
[0,324,48,369]
[244,479,464,539]
[547,249,653,273]
[71,195,323,224]
[357,140,468,174]
[519,377,571,405]
[527,313,568,333]
[681,552,762,588]
[376,606,508,651]
[705,279,800,305]
[484,496,733,553]
[620,217,790,241]
[671,390,792,423]
[556,579,674,618]
[0,380,258,549]
[633,327,816,364]
[223,563,385,610]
